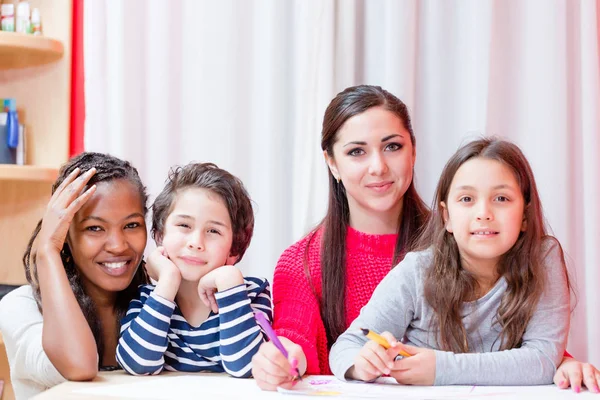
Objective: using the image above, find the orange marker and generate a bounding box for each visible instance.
[360,328,412,358]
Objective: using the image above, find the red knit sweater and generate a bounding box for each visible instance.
[273,225,398,375]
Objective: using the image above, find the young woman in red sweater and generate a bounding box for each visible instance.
[251,85,599,393]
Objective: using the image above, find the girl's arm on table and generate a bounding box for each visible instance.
[329,252,419,380]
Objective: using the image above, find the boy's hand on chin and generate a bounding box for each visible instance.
[198,265,244,313]
[146,247,181,284]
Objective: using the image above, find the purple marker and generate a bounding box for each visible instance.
[254,312,302,381]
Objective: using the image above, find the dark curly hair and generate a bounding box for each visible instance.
[151,162,254,263]
[23,152,149,366]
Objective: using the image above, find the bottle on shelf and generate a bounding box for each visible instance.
[1,3,15,32]
[4,99,19,150]
[30,7,41,35]
[1,98,25,165]
[15,1,30,34]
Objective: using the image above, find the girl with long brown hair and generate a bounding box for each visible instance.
[330,138,572,386]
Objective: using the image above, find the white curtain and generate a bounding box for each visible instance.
[85,0,600,365]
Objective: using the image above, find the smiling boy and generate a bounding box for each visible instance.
[116,163,272,378]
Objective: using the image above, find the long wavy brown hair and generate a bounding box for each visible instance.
[417,138,569,352]
[308,85,430,348]
[23,152,149,366]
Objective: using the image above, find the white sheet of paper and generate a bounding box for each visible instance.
[277,376,598,399]
[278,376,472,398]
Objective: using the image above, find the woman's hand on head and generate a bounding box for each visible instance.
[348,331,400,382]
[37,168,97,254]
[554,356,600,393]
[252,337,306,391]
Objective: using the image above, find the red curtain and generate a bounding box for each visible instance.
[69,0,84,156]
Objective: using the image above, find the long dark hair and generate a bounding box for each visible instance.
[311,85,430,347]
[23,152,149,366]
[418,138,569,352]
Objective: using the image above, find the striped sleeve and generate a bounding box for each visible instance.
[214,276,272,378]
[116,285,175,376]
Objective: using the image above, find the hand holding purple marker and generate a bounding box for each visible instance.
[254,312,302,381]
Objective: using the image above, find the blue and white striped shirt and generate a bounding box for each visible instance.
[116,277,272,378]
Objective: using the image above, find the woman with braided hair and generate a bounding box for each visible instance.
[0,152,149,399]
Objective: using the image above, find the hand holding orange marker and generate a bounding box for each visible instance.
[360,328,412,358]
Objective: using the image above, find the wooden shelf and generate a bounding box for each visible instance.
[0,31,64,70]
[0,165,58,182]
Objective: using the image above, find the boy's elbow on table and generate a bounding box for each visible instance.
[128,365,164,376]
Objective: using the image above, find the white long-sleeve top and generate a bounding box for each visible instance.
[330,238,570,385]
[0,285,66,399]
